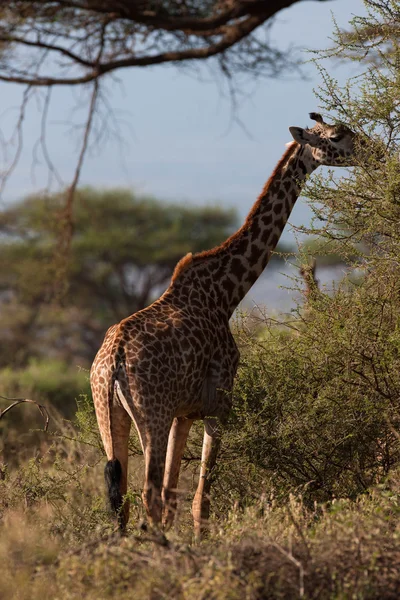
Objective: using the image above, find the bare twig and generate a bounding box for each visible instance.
[53,78,99,296]
[0,85,32,198]
[64,78,99,239]
[0,396,50,431]
[271,541,305,598]
[39,87,64,189]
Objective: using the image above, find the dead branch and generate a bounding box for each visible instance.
[54,78,99,282]
[0,84,32,198]
[271,541,305,598]
[0,395,50,431]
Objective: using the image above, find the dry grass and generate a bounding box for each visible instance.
[1,436,400,600]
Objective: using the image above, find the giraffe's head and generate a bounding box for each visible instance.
[289,112,357,167]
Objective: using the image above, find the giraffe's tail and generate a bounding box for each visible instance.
[104,458,123,514]
[104,337,125,522]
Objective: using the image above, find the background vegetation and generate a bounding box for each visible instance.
[0,189,236,411]
[2,1,400,598]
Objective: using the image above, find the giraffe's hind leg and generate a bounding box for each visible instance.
[112,375,176,531]
[162,417,194,528]
[141,423,172,528]
[106,403,131,530]
[94,394,131,532]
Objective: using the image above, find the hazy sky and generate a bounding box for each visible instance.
[1,0,366,245]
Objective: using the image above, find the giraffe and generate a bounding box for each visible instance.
[90,112,359,539]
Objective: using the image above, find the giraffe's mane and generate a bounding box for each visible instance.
[171,141,299,283]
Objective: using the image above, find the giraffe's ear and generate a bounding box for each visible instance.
[289,127,320,147]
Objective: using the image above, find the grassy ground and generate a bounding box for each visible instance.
[1,421,400,600]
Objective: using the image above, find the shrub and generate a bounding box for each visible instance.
[0,358,90,415]
[1,453,400,600]
[215,295,400,510]
[209,0,400,510]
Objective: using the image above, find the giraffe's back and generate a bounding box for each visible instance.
[91,295,236,420]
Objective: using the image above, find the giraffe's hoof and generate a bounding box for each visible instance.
[157,532,170,548]
[139,519,148,532]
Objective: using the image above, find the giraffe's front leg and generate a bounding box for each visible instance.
[192,416,222,542]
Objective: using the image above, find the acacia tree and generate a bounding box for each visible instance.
[0,187,239,365]
[328,0,400,66]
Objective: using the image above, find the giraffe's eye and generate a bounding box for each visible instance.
[330,134,343,143]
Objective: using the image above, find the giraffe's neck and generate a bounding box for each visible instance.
[171,142,318,318]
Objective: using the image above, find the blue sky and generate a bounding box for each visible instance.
[1,0,366,246]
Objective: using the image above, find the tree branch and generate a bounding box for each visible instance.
[0,34,95,68]
[0,395,50,431]
[54,78,99,291]
[0,0,331,86]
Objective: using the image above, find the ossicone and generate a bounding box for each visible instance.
[309,112,325,124]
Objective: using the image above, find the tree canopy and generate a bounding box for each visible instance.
[0,187,237,365]
[0,1,332,87]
